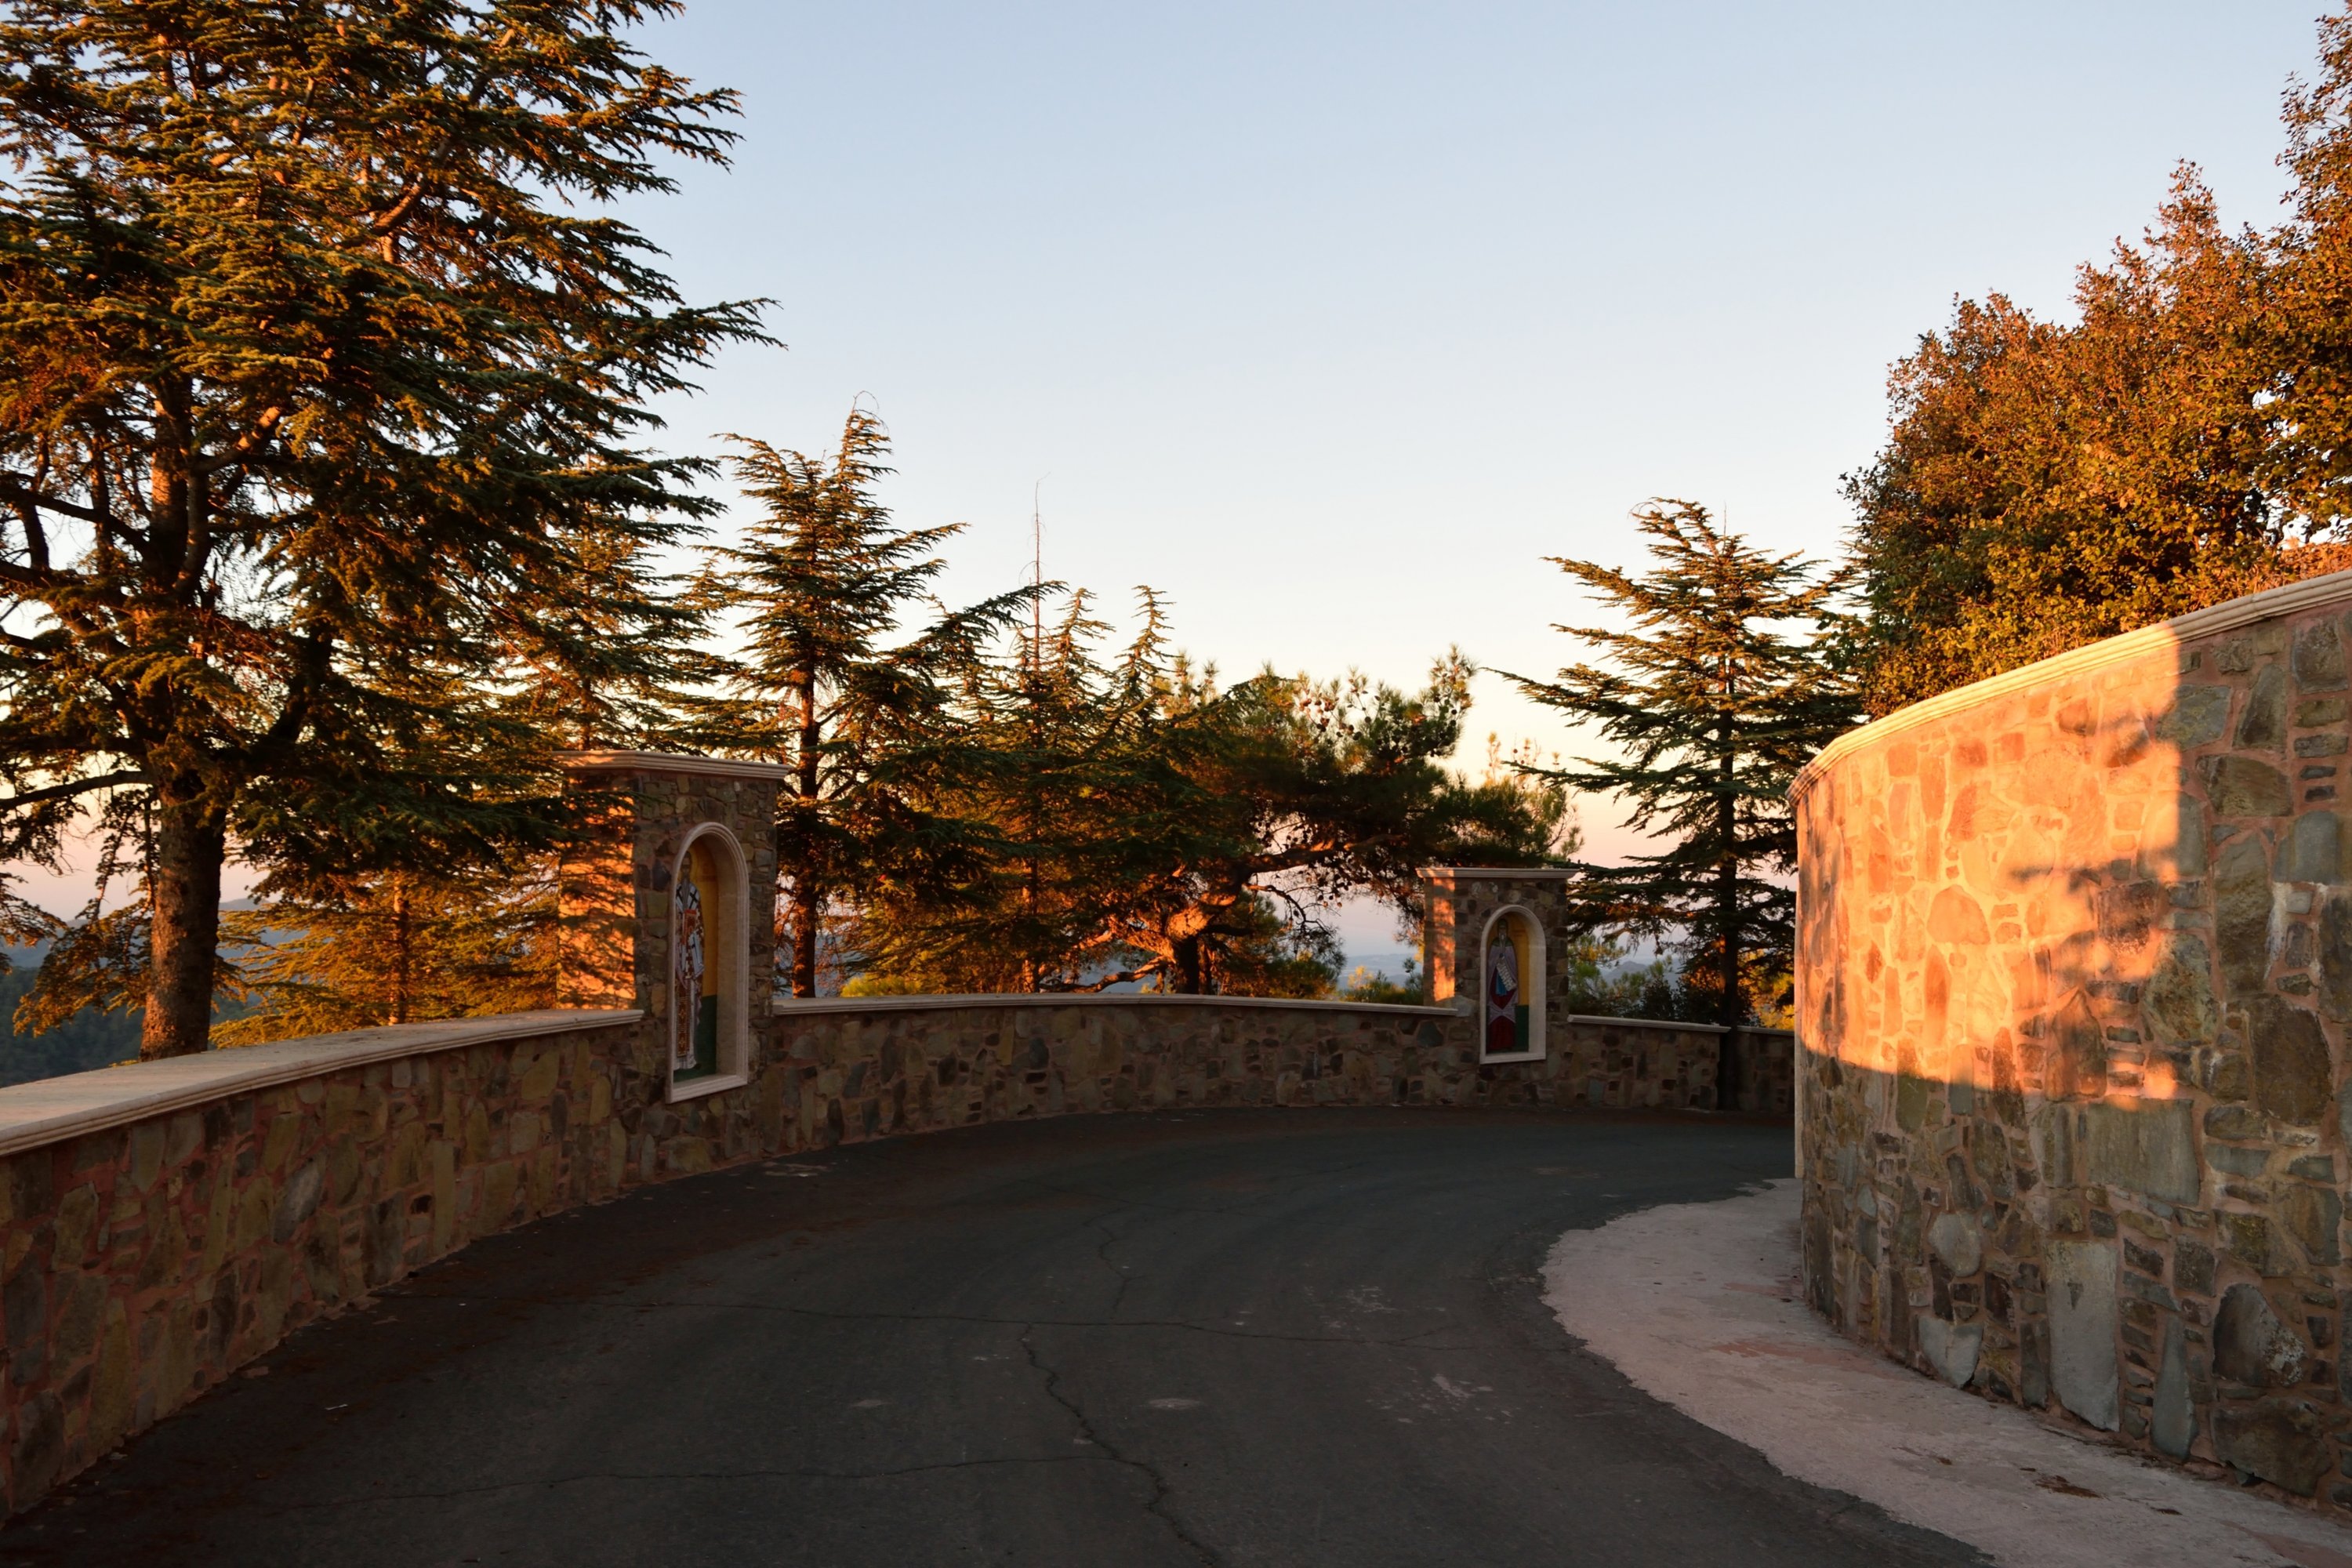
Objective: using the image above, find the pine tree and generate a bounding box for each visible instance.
[846,590,1146,991]
[699,408,1033,997]
[1505,503,1855,1091]
[855,597,1567,996]
[0,2,760,1055]
[215,868,555,1046]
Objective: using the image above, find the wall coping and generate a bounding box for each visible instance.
[0,991,1794,1164]
[559,749,790,783]
[0,1009,642,1161]
[774,993,1454,1020]
[769,991,1795,1040]
[1789,564,2352,804]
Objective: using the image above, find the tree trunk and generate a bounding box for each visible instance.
[1715,739,1740,1110]
[1171,933,1204,994]
[388,877,412,1026]
[790,882,820,1000]
[788,663,822,998]
[141,790,227,1059]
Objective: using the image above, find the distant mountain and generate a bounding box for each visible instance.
[0,964,140,1087]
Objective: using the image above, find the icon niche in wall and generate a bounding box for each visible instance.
[1480,907,1544,1062]
[669,826,750,1094]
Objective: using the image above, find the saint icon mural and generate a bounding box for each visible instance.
[1479,907,1540,1060]
[1487,928,1523,1055]
[673,837,723,1080]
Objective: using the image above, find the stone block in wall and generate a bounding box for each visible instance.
[2047,1239,2120,1431]
[2247,996,2332,1125]
[2085,1098,2198,1204]
[2215,1402,2331,1496]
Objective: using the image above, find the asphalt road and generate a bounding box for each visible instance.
[1,1108,1980,1567]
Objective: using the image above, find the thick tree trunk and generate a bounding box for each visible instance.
[788,664,822,998]
[1171,933,1204,995]
[790,882,820,999]
[1715,738,1740,1110]
[388,877,412,1026]
[141,792,227,1059]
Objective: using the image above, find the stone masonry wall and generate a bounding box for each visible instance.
[0,1016,655,1517]
[1795,568,2352,1513]
[0,748,1795,1519]
[764,996,1792,1142]
[0,993,1786,1518]
[1424,866,1794,1114]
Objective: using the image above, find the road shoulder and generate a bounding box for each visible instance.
[1543,1180,2352,1568]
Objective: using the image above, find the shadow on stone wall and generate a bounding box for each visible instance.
[1798,578,2352,1508]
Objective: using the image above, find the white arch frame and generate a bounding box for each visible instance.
[666,822,751,1102]
[1476,904,1547,1064]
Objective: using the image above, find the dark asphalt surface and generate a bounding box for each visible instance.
[2,1108,1981,1567]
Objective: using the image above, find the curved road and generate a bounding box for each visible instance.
[1,1109,1978,1566]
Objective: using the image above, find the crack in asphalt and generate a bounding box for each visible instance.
[1092,1220,1138,1322]
[1020,1322,1221,1566]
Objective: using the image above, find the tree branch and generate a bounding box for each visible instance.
[2,770,149,811]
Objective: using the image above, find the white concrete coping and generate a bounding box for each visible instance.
[767,992,1797,1040]
[559,749,789,782]
[1791,564,2352,804]
[773,993,1454,1020]
[0,1009,642,1161]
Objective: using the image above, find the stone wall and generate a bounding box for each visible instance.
[763,994,1791,1139]
[1795,568,2352,1511]
[0,1013,649,1516]
[0,990,1781,1517]
[0,749,1793,1519]
[1422,866,1794,1114]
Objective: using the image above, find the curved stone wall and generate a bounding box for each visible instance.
[1795,568,2352,1509]
[0,989,1786,1518]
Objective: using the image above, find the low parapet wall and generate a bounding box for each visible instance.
[0,989,1788,1516]
[1795,567,2352,1512]
[764,993,1793,1136]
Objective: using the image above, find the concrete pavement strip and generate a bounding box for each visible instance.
[1544,1179,2352,1568]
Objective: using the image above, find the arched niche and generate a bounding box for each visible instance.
[1478,905,1546,1063]
[667,822,751,1101]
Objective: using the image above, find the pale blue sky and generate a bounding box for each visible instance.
[607,1,2323,947]
[24,2,2339,940]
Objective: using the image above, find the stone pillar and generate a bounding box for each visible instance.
[557,751,786,1085]
[1421,867,1574,1053]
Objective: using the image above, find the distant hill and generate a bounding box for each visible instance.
[0,965,141,1087]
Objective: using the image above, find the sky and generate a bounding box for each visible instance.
[15,1,2337,953]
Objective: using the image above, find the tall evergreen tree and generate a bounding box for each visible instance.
[699,408,1033,997]
[1506,503,1855,1089]
[0,1,760,1055]
[851,590,1200,993]
[214,867,554,1046]
[854,597,1567,996]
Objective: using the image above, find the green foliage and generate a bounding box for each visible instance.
[1342,956,1423,1006]
[846,587,1567,996]
[216,869,554,1047]
[845,589,1192,993]
[1845,172,2288,713]
[1849,9,2352,712]
[0,0,757,1055]
[695,408,1036,997]
[0,963,140,1087]
[1506,503,1856,1029]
